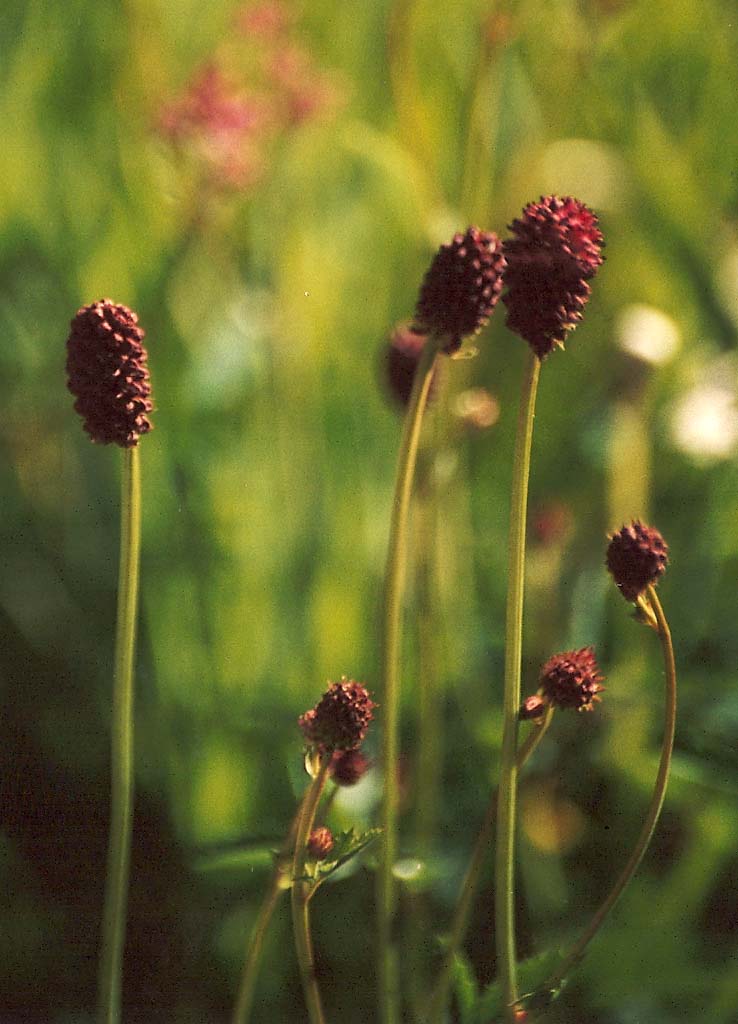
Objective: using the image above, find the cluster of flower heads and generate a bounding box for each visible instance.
[158,2,339,192]
[299,677,375,755]
[66,300,153,448]
[520,520,669,721]
[381,195,604,409]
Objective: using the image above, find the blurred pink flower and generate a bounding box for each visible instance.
[268,43,340,124]
[235,1,293,40]
[158,64,274,190]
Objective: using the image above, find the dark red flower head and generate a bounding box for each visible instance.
[66,299,153,447]
[330,748,371,786]
[539,647,604,712]
[502,196,604,359]
[414,227,506,350]
[299,678,375,752]
[307,826,334,860]
[382,322,437,408]
[606,521,669,602]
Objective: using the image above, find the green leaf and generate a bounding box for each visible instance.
[451,951,478,1024]
[309,827,383,888]
[466,950,561,1024]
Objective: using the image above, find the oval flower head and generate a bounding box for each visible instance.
[502,195,604,359]
[606,520,669,603]
[414,226,506,352]
[66,299,153,447]
[539,647,605,713]
[298,678,376,752]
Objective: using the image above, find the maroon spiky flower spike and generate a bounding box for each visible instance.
[539,647,605,712]
[66,299,153,447]
[331,748,371,786]
[299,678,376,752]
[383,322,437,408]
[307,826,334,861]
[502,196,604,359]
[606,521,669,603]
[414,227,506,351]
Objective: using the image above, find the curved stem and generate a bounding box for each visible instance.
[537,585,676,1004]
[494,350,541,1022]
[379,334,443,1024]
[292,756,331,1024]
[98,446,141,1023]
[232,879,282,1024]
[426,706,554,1023]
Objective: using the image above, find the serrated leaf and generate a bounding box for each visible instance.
[310,827,383,887]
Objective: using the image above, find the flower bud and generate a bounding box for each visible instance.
[502,195,604,359]
[539,647,604,712]
[606,521,669,603]
[299,678,376,752]
[66,299,153,447]
[519,694,548,721]
[414,227,506,350]
[307,826,334,860]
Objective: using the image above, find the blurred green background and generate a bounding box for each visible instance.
[2,0,738,1020]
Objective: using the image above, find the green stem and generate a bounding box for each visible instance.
[232,879,282,1024]
[232,788,311,1024]
[98,446,141,1024]
[426,706,554,1023]
[292,756,331,1024]
[536,585,676,1005]
[494,349,541,1022]
[379,334,443,1024]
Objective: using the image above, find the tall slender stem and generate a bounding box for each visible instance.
[292,756,331,1024]
[379,335,442,1024]
[426,706,554,1023]
[537,585,676,1005]
[98,446,141,1023]
[494,350,541,1022]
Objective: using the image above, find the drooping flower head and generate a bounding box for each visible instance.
[299,678,376,752]
[330,748,371,786]
[382,322,437,408]
[414,227,506,351]
[66,299,153,448]
[606,521,669,602]
[539,647,605,712]
[307,826,334,861]
[502,195,604,359]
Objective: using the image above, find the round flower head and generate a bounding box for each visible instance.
[66,299,153,447]
[299,678,375,752]
[330,748,371,786]
[414,227,506,351]
[502,196,604,359]
[383,322,437,408]
[539,647,604,712]
[606,520,669,602]
[307,826,334,861]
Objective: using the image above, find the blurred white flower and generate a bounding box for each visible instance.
[616,304,681,366]
[670,361,738,461]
